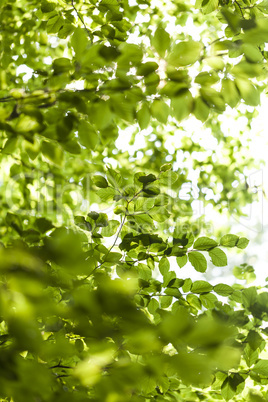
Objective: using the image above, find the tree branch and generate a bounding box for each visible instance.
[71,0,92,41]
[234,0,244,18]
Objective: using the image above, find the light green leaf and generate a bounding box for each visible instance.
[221,78,240,108]
[188,251,207,273]
[151,25,170,57]
[171,90,193,121]
[235,78,260,106]
[200,87,226,111]
[176,255,188,268]
[101,220,120,237]
[220,234,239,247]
[193,97,210,122]
[160,295,173,309]
[41,141,63,166]
[46,15,64,34]
[104,252,122,264]
[78,120,99,150]
[186,294,202,310]
[15,115,41,133]
[191,280,213,294]
[137,103,151,130]
[242,44,263,63]
[199,292,218,308]
[258,0,268,13]
[214,283,233,297]
[221,377,237,401]
[202,0,218,14]
[159,171,178,186]
[236,237,249,249]
[150,99,169,124]
[168,41,202,67]
[194,236,218,250]
[97,187,118,202]
[242,287,257,308]
[182,278,192,293]
[164,287,182,298]
[253,360,268,376]
[209,247,227,267]
[159,257,170,276]
[147,298,159,313]
[71,27,89,60]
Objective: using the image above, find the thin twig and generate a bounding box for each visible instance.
[50,364,74,369]
[71,0,92,41]
[85,214,127,279]
[234,0,244,18]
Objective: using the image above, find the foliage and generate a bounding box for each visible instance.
[0,0,268,401]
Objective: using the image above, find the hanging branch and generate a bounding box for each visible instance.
[71,0,92,41]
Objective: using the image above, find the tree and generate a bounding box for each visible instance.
[0,0,268,400]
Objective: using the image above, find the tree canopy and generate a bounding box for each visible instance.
[0,0,268,400]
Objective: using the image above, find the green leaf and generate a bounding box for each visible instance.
[220,234,239,247]
[242,287,257,308]
[41,140,64,166]
[74,216,92,231]
[165,287,182,298]
[200,87,225,111]
[171,90,194,121]
[193,97,210,122]
[137,103,151,130]
[159,257,170,276]
[247,330,263,351]
[186,293,202,310]
[150,99,169,124]
[97,187,118,202]
[176,255,188,268]
[151,26,170,57]
[258,0,268,13]
[253,360,268,377]
[137,62,158,76]
[208,247,227,267]
[160,295,173,308]
[236,237,249,249]
[182,278,192,293]
[71,27,89,60]
[221,375,245,401]
[93,104,113,130]
[235,78,260,106]
[191,280,213,294]
[188,251,207,273]
[202,0,218,14]
[104,252,122,264]
[41,1,56,13]
[78,120,99,150]
[242,44,263,63]
[92,175,109,188]
[199,292,218,308]
[147,298,159,313]
[168,41,202,67]
[214,283,233,297]
[221,78,240,108]
[15,115,41,133]
[193,236,218,250]
[101,220,120,237]
[159,170,178,186]
[47,15,64,34]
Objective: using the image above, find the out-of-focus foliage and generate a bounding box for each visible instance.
[0,0,268,400]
